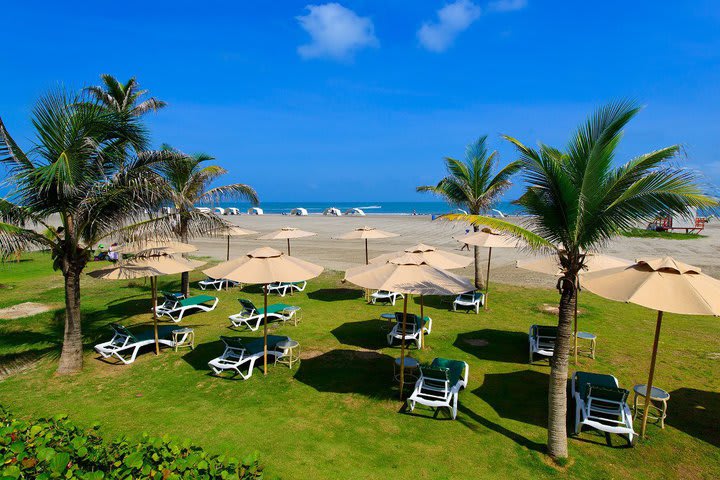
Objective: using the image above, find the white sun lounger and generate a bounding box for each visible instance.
[265,281,307,297]
[198,277,239,291]
[94,323,182,365]
[154,291,219,322]
[370,290,404,306]
[387,313,432,349]
[529,324,557,363]
[452,291,485,313]
[208,335,290,380]
[229,299,298,331]
[407,358,469,420]
[572,371,635,446]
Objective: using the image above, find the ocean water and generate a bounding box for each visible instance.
[210,201,521,216]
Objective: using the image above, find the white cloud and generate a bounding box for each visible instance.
[417,0,482,53]
[296,3,378,61]
[488,0,528,13]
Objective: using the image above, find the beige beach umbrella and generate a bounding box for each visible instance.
[336,226,399,265]
[345,254,473,398]
[203,247,323,375]
[258,227,316,256]
[115,240,198,256]
[517,252,633,363]
[454,228,518,309]
[370,244,473,326]
[89,255,205,354]
[218,226,258,261]
[581,256,720,438]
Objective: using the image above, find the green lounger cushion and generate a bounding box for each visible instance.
[244,335,289,355]
[238,299,293,315]
[588,384,629,404]
[535,325,558,337]
[161,291,184,301]
[112,323,175,343]
[179,295,215,307]
[575,372,619,401]
[393,313,430,329]
[428,357,465,386]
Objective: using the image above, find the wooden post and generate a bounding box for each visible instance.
[573,279,579,365]
[364,238,370,301]
[399,295,408,399]
[226,234,230,261]
[484,247,492,310]
[287,238,291,256]
[263,286,269,375]
[151,277,159,355]
[420,295,425,349]
[641,310,664,438]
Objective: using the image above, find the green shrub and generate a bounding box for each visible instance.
[0,407,264,479]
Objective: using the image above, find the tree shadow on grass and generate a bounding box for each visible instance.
[473,370,549,428]
[331,319,391,350]
[294,349,396,400]
[454,329,529,364]
[455,404,546,453]
[307,288,364,302]
[665,388,720,448]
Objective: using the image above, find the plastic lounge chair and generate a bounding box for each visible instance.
[452,291,485,314]
[407,358,469,419]
[94,323,178,364]
[266,281,307,297]
[529,324,557,363]
[229,299,298,331]
[370,290,404,306]
[387,313,432,349]
[208,335,290,380]
[154,292,219,322]
[198,277,238,291]
[572,371,635,446]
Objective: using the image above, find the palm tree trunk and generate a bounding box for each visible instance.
[547,275,576,459]
[57,261,84,374]
[472,225,483,289]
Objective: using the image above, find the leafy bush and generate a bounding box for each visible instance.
[0,408,265,479]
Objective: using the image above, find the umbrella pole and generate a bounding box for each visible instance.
[263,286,269,376]
[226,234,230,261]
[641,310,664,438]
[484,247,492,310]
[399,295,408,399]
[152,277,159,355]
[420,295,425,350]
[287,238,291,256]
[365,239,370,301]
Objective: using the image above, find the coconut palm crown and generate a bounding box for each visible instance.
[85,74,167,117]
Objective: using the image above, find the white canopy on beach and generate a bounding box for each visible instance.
[344,208,365,216]
[323,207,342,216]
[248,207,263,215]
[290,208,308,216]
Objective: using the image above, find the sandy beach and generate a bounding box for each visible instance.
[190,214,720,288]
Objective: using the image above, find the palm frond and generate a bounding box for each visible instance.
[442,213,555,251]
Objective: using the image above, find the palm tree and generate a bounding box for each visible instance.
[156,146,259,296]
[0,89,185,374]
[84,74,167,116]
[447,101,716,459]
[417,136,522,288]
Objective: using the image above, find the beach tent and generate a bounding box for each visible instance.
[214,207,226,215]
[226,207,240,215]
[344,208,365,216]
[581,257,720,438]
[323,207,342,216]
[204,247,323,375]
[248,207,263,215]
[196,207,211,213]
[290,208,309,216]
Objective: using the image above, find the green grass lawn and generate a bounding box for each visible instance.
[620,228,706,240]
[0,253,718,479]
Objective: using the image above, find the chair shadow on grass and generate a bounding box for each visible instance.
[182,339,226,372]
[665,388,720,448]
[294,349,396,400]
[473,370,549,428]
[332,319,392,350]
[307,288,364,302]
[453,329,529,364]
[410,295,453,310]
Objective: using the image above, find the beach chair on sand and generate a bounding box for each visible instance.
[387,313,432,348]
[572,371,635,446]
[452,291,485,313]
[370,290,404,306]
[266,281,307,297]
[198,277,238,291]
[208,335,290,380]
[94,323,180,364]
[529,324,557,363]
[407,358,469,420]
[154,292,219,322]
[229,299,298,331]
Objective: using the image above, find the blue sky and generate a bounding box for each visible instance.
[3,0,719,202]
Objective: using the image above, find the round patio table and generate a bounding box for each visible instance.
[275,339,300,369]
[574,331,597,359]
[394,357,419,386]
[380,313,396,331]
[632,384,670,428]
